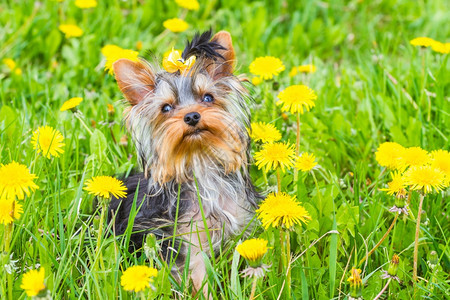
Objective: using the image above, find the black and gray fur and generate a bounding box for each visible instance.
[108,30,261,291]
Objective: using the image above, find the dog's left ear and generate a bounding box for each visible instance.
[113,59,155,106]
[209,31,236,79]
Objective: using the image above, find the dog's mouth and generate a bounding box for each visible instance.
[183,128,207,139]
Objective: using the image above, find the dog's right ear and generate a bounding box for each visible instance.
[113,59,155,105]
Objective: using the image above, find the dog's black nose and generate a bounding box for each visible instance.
[184,112,201,126]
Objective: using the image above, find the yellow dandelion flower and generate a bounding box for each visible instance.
[380,171,406,196]
[250,122,281,143]
[84,176,127,199]
[175,0,199,10]
[254,142,296,172]
[251,76,262,85]
[0,162,39,200]
[404,165,446,194]
[431,41,450,54]
[236,238,268,267]
[276,85,317,114]
[31,126,65,159]
[75,0,97,8]
[410,37,436,47]
[101,44,123,57]
[3,58,22,75]
[0,198,23,225]
[257,192,311,229]
[375,142,405,170]
[347,267,362,287]
[60,97,83,112]
[162,48,196,73]
[101,45,139,75]
[58,24,83,38]
[399,146,430,169]
[163,18,189,33]
[297,64,316,73]
[249,56,285,80]
[20,267,46,297]
[3,58,16,70]
[296,152,318,172]
[107,104,115,114]
[430,150,450,184]
[121,265,158,292]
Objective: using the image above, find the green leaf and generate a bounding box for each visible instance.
[230,248,242,299]
[90,129,107,160]
[45,29,62,60]
[300,263,309,300]
[0,105,17,139]
[329,215,338,298]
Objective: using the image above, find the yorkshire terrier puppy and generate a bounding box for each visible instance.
[109,30,260,294]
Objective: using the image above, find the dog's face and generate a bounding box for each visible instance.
[113,31,251,184]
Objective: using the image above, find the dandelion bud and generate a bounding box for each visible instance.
[387,254,400,276]
[107,104,115,115]
[144,233,158,260]
[272,81,280,91]
[107,104,115,123]
[347,267,362,298]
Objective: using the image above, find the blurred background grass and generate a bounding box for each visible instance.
[1,0,449,299]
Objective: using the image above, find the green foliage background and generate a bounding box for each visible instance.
[1,0,449,299]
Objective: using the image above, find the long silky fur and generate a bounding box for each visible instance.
[109,32,261,285]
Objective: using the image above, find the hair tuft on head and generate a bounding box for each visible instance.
[182,29,225,61]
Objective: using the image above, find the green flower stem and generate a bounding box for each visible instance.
[293,112,301,187]
[249,276,258,300]
[406,190,416,221]
[413,193,425,282]
[95,199,108,274]
[285,229,292,299]
[3,223,12,253]
[296,111,301,156]
[74,111,93,136]
[7,273,12,300]
[279,230,287,289]
[4,223,13,300]
[311,171,321,202]
[359,213,398,266]
[276,168,281,193]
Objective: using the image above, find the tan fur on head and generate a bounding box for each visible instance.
[113,31,250,185]
[151,104,246,184]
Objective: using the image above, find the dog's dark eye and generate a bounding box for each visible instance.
[161,104,173,113]
[202,94,214,103]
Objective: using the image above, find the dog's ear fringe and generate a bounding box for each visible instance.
[182,29,226,61]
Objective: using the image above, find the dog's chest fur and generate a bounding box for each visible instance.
[109,167,258,258]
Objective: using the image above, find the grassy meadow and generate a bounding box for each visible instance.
[1,0,449,299]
